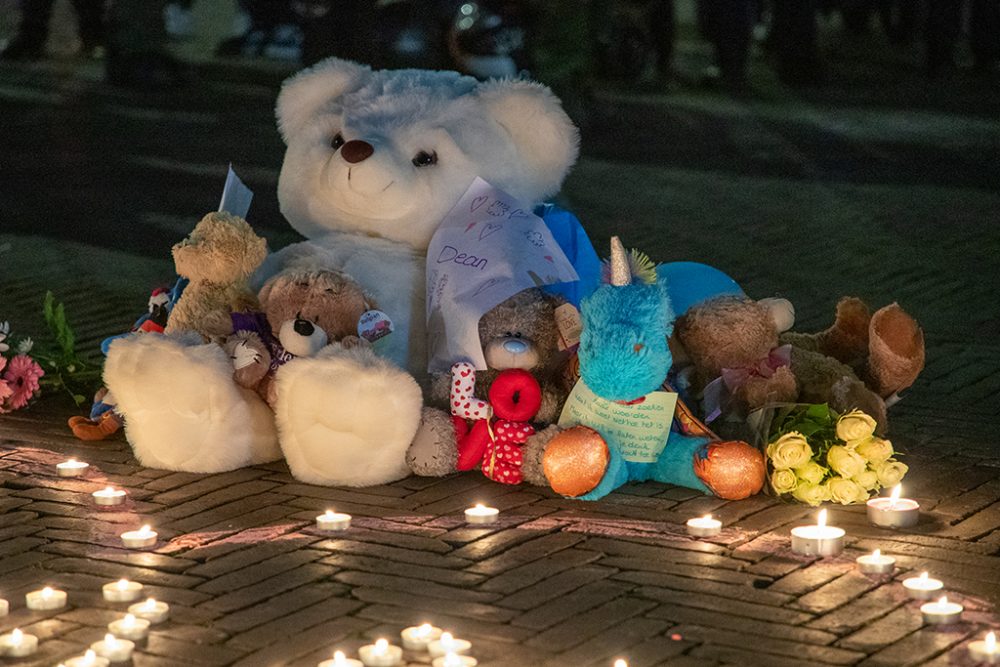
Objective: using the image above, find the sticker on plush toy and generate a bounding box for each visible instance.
[358,309,393,343]
[426,177,579,373]
[554,303,582,351]
[559,379,678,463]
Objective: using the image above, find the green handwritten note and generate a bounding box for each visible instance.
[558,380,678,463]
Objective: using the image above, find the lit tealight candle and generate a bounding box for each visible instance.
[401,623,443,651]
[91,634,134,663]
[464,504,499,525]
[121,524,157,549]
[318,650,364,667]
[0,628,38,657]
[686,514,722,538]
[108,613,150,641]
[856,549,896,575]
[92,486,127,506]
[316,510,352,531]
[0,596,8,617]
[26,585,68,610]
[790,509,845,557]
[969,631,999,664]
[428,632,472,659]
[921,596,963,625]
[432,653,478,667]
[102,578,143,602]
[128,598,169,624]
[64,649,111,667]
[866,485,919,529]
[57,458,89,477]
[358,638,403,667]
[614,661,629,667]
[903,572,944,600]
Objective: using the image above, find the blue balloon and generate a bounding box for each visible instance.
[657,262,743,316]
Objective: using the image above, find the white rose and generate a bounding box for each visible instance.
[793,481,832,506]
[827,445,866,479]
[767,432,812,470]
[771,470,798,494]
[875,460,909,488]
[828,476,868,505]
[855,468,880,491]
[794,461,827,486]
[856,437,894,463]
[836,409,878,442]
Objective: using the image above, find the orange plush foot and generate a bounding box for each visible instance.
[68,411,123,441]
[693,440,766,500]
[866,303,925,397]
[542,426,609,498]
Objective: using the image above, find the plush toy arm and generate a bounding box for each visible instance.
[733,366,799,412]
[427,372,452,408]
[534,383,566,424]
[224,332,271,389]
[521,424,561,486]
[653,432,713,494]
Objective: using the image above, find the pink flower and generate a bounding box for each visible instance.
[2,354,44,411]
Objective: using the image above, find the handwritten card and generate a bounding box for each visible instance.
[426,177,579,373]
[558,379,678,464]
[218,164,253,218]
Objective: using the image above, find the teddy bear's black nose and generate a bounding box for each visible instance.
[341,140,374,164]
[293,319,315,336]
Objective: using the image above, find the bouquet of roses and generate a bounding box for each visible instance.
[762,404,908,506]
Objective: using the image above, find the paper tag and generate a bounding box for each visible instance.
[218,164,253,219]
[358,309,394,343]
[558,379,678,463]
[554,303,582,351]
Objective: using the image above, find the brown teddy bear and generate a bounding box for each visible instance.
[165,212,268,340]
[223,269,375,407]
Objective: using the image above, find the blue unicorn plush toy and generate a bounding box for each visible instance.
[523,237,765,501]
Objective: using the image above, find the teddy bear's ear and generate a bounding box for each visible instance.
[476,80,579,198]
[276,58,371,144]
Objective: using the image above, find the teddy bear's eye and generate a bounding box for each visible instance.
[412,150,438,167]
[331,133,345,151]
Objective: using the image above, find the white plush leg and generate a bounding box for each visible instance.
[274,343,422,486]
[104,334,281,472]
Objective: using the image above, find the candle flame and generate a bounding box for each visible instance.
[445,654,465,667]
[84,650,97,665]
[140,525,151,533]
[702,514,712,522]
[938,596,948,606]
[42,586,53,597]
[817,509,827,528]
[919,572,928,581]
[986,632,996,651]
[417,623,432,637]
[11,628,22,644]
[614,660,629,667]
[144,598,156,609]
[441,632,454,645]
[105,633,117,647]
[889,484,901,509]
[117,579,129,590]
[333,651,347,665]
[104,486,115,494]
[475,503,485,510]
[872,549,881,559]
[374,638,388,653]
[124,614,135,627]
[68,459,77,464]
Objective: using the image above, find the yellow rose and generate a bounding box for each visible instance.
[794,461,827,486]
[767,432,812,470]
[836,409,877,442]
[856,437,894,463]
[828,476,868,505]
[792,481,831,506]
[771,469,798,494]
[875,460,909,488]
[827,445,866,479]
[855,468,880,491]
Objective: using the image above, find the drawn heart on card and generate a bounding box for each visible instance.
[479,222,503,241]
[470,196,489,213]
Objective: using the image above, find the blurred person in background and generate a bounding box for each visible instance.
[216,0,303,61]
[926,0,1000,75]
[1,0,105,60]
[697,0,754,92]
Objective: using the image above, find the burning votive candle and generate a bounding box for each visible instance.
[969,631,999,664]
[91,634,134,663]
[0,628,38,657]
[318,650,364,667]
[464,504,499,525]
[358,638,403,667]
[867,485,919,529]
[432,654,478,667]
[92,486,127,506]
[103,578,143,602]
[791,509,845,557]
[121,525,157,549]
[128,597,169,624]
[428,633,472,658]
[57,458,89,477]
[921,596,963,625]
[686,514,722,538]
[108,614,150,641]
[903,572,944,600]
[614,661,628,667]
[64,650,111,667]
[401,623,443,651]
[316,510,352,531]
[0,597,8,617]
[26,585,67,610]
[856,549,896,575]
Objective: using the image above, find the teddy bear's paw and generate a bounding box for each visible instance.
[820,297,872,363]
[275,348,422,486]
[521,424,561,487]
[867,304,925,397]
[831,377,888,435]
[103,334,281,472]
[406,407,459,477]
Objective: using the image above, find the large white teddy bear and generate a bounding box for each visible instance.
[104,57,580,486]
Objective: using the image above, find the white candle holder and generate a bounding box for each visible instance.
[358,639,403,666]
[790,509,845,557]
[0,628,38,657]
[856,549,896,575]
[0,598,8,617]
[401,623,443,651]
[121,525,157,549]
[428,633,472,658]
[103,579,143,602]
[108,614,150,641]
[93,487,127,506]
[57,459,89,477]
[316,510,352,531]
[686,514,722,538]
[867,486,919,529]
[128,598,169,624]
[64,649,111,667]
[903,572,944,600]
[91,634,135,663]
[464,504,499,525]
[921,596,963,625]
[26,586,67,610]
[969,632,999,664]
[318,650,364,667]
[432,654,478,667]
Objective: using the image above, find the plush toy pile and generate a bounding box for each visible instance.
[87,57,924,505]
